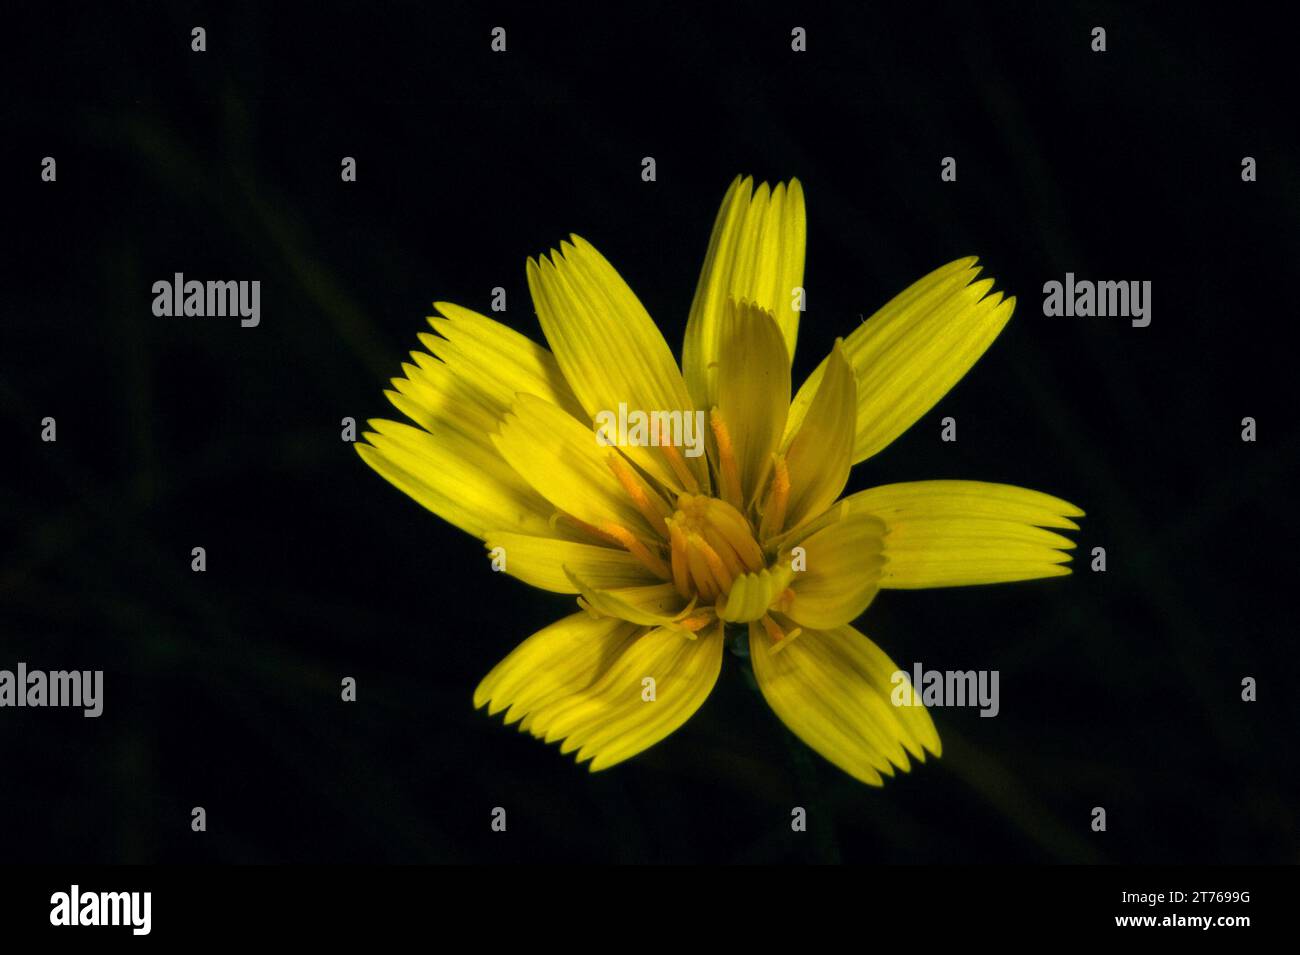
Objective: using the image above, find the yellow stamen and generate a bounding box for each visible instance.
[709,407,742,509]
[760,453,790,539]
[761,613,803,654]
[606,453,670,533]
[668,596,704,636]
[691,533,734,592]
[771,627,803,654]
[684,535,720,601]
[705,498,766,571]
[666,492,767,603]
[674,612,715,633]
[666,517,692,597]
[600,522,671,579]
[556,512,621,546]
[699,525,746,578]
[651,417,700,493]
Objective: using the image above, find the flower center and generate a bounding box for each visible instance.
[595,431,800,646]
[595,406,798,641]
[665,493,765,601]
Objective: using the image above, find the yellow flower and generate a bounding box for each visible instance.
[357,176,1083,785]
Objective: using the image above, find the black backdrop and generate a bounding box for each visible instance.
[3,2,1296,864]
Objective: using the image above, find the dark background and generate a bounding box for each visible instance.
[2,2,1296,864]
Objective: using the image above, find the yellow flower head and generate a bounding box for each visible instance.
[357,176,1083,785]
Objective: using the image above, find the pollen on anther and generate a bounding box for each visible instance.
[709,408,743,510]
[761,613,803,654]
[652,418,700,493]
[666,517,693,597]
[606,453,670,533]
[600,521,671,579]
[761,453,791,539]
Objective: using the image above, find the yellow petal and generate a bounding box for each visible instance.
[385,302,583,448]
[357,418,560,541]
[771,341,856,536]
[713,300,791,507]
[782,511,886,628]
[385,359,495,442]
[474,612,642,724]
[750,621,941,786]
[785,258,1014,463]
[492,393,658,538]
[527,236,707,491]
[413,301,585,424]
[361,303,589,541]
[842,480,1083,587]
[683,176,806,410]
[565,570,691,629]
[527,623,724,771]
[483,532,656,594]
[719,565,794,623]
